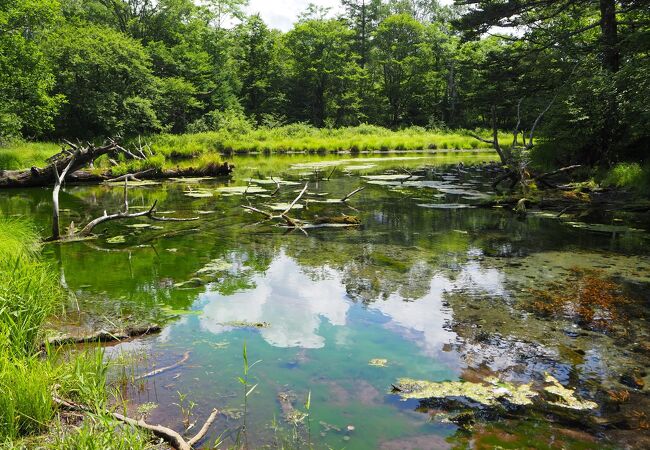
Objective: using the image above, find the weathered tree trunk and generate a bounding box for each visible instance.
[51,153,78,240]
[0,142,122,188]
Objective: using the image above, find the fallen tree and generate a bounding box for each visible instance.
[45,323,162,347]
[0,140,232,189]
[469,64,582,191]
[48,149,199,242]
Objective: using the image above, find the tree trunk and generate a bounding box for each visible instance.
[599,0,619,73]
[599,0,620,164]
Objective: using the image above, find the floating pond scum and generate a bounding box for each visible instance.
[2,152,648,449]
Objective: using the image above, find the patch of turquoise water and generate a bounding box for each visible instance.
[0,152,648,448]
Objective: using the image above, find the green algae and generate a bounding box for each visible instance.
[394,374,597,411]
[393,377,537,406]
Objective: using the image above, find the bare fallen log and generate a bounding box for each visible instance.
[0,140,233,189]
[53,396,219,450]
[0,141,125,188]
[45,323,162,347]
[135,351,191,381]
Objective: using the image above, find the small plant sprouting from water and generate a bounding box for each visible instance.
[305,390,312,449]
[173,391,196,429]
[237,341,261,449]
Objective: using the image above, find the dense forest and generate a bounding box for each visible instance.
[1,0,649,168]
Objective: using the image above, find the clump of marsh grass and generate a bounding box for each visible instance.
[603,162,650,195]
[0,218,111,443]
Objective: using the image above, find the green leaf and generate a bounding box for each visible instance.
[305,390,311,411]
[246,383,258,397]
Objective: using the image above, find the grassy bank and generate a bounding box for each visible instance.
[0,125,504,173]
[0,218,146,447]
[147,124,505,157]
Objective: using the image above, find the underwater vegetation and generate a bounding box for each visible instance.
[528,268,630,331]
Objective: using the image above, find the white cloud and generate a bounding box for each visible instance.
[247,1,454,32]
[247,0,342,31]
[198,251,350,348]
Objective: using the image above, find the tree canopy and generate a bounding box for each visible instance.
[0,0,647,167]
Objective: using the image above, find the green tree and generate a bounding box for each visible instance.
[44,23,159,137]
[233,15,287,123]
[340,0,386,68]
[372,14,428,126]
[0,0,63,140]
[285,19,363,126]
[454,0,649,165]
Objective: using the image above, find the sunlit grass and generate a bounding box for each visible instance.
[603,162,650,195]
[0,141,60,170]
[147,125,506,157]
[0,218,113,443]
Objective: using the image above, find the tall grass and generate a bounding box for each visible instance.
[0,218,110,443]
[603,162,650,195]
[0,219,59,358]
[147,124,504,157]
[0,141,60,170]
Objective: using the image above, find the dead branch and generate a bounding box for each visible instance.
[534,165,582,181]
[51,151,78,240]
[78,202,158,236]
[52,396,218,450]
[135,351,191,381]
[270,176,281,196]
[241,205,273,220]
[186,409,220,446]
[512,98,523,148]
[282,183,308,216]
[106,169,156,183]
[341,186,365,202]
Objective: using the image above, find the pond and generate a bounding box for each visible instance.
[1,150,649,449]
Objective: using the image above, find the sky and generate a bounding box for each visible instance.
[246,0,454,32]
[246,0,342,31]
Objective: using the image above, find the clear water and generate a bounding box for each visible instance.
[1,151,649,449]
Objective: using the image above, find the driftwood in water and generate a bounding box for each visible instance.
[49,166,199,241]
[242,182,309,229]
[135,351,191,381]
[242,185,365,235]
[45,323,162,347]
[53,396,219,450]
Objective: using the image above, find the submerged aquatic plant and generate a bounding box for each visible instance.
[392,373,597,411]
[528,267,630,331]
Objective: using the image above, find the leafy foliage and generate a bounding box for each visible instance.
[0,0,647,171]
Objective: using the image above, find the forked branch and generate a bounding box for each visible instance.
[53,396,219,450]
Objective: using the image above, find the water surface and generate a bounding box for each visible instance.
[1,150,648,449]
